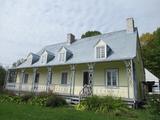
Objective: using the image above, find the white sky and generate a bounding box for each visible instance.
[0,0,160,66]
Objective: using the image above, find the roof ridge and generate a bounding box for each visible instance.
[76,29,126,41]
[43,29,126,48]
[44,42,67,48]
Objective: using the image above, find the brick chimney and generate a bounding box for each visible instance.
[126,18,135,33]
[67,33,75,44]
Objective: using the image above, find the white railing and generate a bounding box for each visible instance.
[93,85,128,98]
[5,83,16,91]
[5,83,71,94]
[53,84,70,95]
[21,84,32,92]
[6,83,129,98]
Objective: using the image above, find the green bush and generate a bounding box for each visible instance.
[0,92,67,107]
[46,95,67,107]
[147,94,160,117]
[0,95,22,104]
[28,96,48,106]
[76,95,127,113]
[21,94,33,103]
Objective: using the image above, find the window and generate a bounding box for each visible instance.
[35,73,39,84]
[106,69,118,87]
[96,46,105,59]
[24,74,28,84]
[41,55,46,64]
[59,52,65,62]
[61,72,67,84]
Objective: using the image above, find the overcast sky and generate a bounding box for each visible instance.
[0,0,160,66]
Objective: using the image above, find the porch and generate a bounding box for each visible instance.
[5,60,135,99]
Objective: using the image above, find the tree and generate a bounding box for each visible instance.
[140,27,160,78]
[0,66,6,86]
[140,33,154,46]
[81,31,101,38]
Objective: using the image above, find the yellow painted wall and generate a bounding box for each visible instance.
[134,42,145,100]
[15,61,133,99]
[94,61,127,86]
[37,68,48,85]
[93,61,130,98]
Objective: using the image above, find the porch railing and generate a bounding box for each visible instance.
[79,84,92,100]
[5,83,70,94]
[93,85,129,98]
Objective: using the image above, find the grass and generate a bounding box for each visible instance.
[0,102,153,120]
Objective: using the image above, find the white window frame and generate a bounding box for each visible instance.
[96,46,106,59]
[61,72,68,85]
[41,54,46,64]
[59,52,66,62]
[106,69,118,87]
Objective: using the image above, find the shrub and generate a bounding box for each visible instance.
[147,94,160,117]
[28,96,48,106]
[21,94,33,102]
[46,95,67,107]
[0,95,22,104]
[0,91,67,107]
[76,95,127,113]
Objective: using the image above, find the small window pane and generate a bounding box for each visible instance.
[112,71,117,86]
[107,72,111,86]
[61,72,67,84]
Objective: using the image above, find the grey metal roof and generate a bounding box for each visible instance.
[17,29,138,68]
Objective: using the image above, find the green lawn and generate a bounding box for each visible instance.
[0,103,153,120]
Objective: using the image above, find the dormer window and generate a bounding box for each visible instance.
[96,46,105,58]
[59,52,65,62]
[58,47,72,62]
[26,53,40,65]
[40,50,54,64]
[41,54,46,64]
[95,40,107,59]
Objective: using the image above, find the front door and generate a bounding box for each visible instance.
[83,72,89,86]
[34,73,39,90]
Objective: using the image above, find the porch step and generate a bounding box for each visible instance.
[63,96,80,104]
[70,97,80,104]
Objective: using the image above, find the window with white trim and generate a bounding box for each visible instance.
[59,52,65,62]
[106,69,118,86]
[61,72,67,84]
[96,46,105,59]
[41,54,46,64]
[23,74,28,84]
